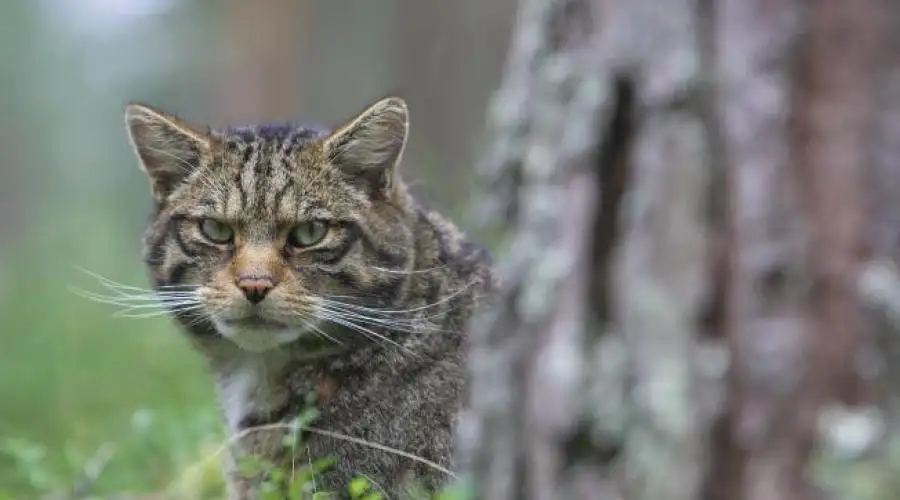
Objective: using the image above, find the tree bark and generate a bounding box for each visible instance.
[459,0,609,497]
[708,1,810,498]
[461,0,713,498]
[463,0,885,499]
[710,0,883,498]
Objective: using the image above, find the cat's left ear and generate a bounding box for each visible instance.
[323,97,409,196]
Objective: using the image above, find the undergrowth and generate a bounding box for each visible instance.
[1,396,471,500]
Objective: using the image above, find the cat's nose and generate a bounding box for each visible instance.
[236,274,275,304]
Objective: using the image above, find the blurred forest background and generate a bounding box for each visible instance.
[8,0,900,499]
[0,0,517,497]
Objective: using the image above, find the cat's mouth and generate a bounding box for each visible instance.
[215,314,302,352]
[220,316,287,330]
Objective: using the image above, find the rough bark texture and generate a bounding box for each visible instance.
[797,0,880,410]
[461,0,713,498]
[463,0,885,499]
[711,0,882,498]
[458,0,609,497]
[709,1,810,498]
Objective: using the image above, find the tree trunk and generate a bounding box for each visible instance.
[215,0,308,124]
[462,0,885,499]
[460,0,712,498]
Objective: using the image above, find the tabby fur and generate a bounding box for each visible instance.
[123,97,495,498]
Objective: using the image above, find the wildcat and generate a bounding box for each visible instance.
[121,96,495,498]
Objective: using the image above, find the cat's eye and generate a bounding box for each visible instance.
[288,221,328,248]
[199,218,234,244]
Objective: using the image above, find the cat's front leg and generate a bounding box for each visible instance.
[224,420,305,500]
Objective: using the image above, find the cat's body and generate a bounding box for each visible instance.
[122,97,495,497]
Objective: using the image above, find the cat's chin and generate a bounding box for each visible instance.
[214,321,303,352]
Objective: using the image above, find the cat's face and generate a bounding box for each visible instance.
[125,98,414,352]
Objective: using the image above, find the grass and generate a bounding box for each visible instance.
[0,215,221,497]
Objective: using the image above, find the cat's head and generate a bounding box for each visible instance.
[124,97,415,352]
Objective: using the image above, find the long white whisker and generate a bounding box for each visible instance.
[317,304,447,335]
[323,279,477,316]
[318,299,448,323]
[74,287,196,301]
[70,268,203,322]
[316,312,415,356]
[114,305,205,319]
[71,288,197,308]
[370,265,449,275]
[297,316,344,346]
[74,267,173,292]
[110,300,202,312]
[72,269,198,302]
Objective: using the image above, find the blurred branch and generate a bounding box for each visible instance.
[71,443,116,499]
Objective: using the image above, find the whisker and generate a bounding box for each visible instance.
[71,287,197,308]
[322,278,477,316]
[72,268,197,299]
[327,302,450,324]
[74,286,196,300]
[113,305,205,319]
[315,312,415,356]
[297,316,345,347]
[317,304,448,335]
[370,264,449,275]
[70,273,203,322]
[113,301,203,312]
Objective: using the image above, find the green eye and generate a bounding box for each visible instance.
[288,221,328,248]
[199,218,234,244]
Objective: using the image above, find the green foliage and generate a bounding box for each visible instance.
[222,403,471,500]
[433,476,474,500]
[810,419,900,500]
[0,203,220,497]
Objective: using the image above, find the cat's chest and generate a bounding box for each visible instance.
[217,362,280,432]
[215,358,344,433]
[212,352,306,431]
[213,347,406,436]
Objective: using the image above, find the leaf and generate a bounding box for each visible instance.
[311,456,337,474]
[294,407,321,429]
[435,475,474,500]
[268,467,286,486]
[348,476,370,498]
[237,455,266,479]
[287,471,313,499]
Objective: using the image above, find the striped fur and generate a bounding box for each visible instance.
[124,97,495,498]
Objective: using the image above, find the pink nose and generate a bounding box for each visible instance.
[236,275,275,304]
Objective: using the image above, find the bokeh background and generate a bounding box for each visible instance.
[0,0,517,496]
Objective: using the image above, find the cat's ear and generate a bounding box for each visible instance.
[124,103,212,202]
[323,97,408,196]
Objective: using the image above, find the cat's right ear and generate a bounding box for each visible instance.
[124,103,211,202]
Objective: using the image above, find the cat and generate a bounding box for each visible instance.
[122,96,496,498]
